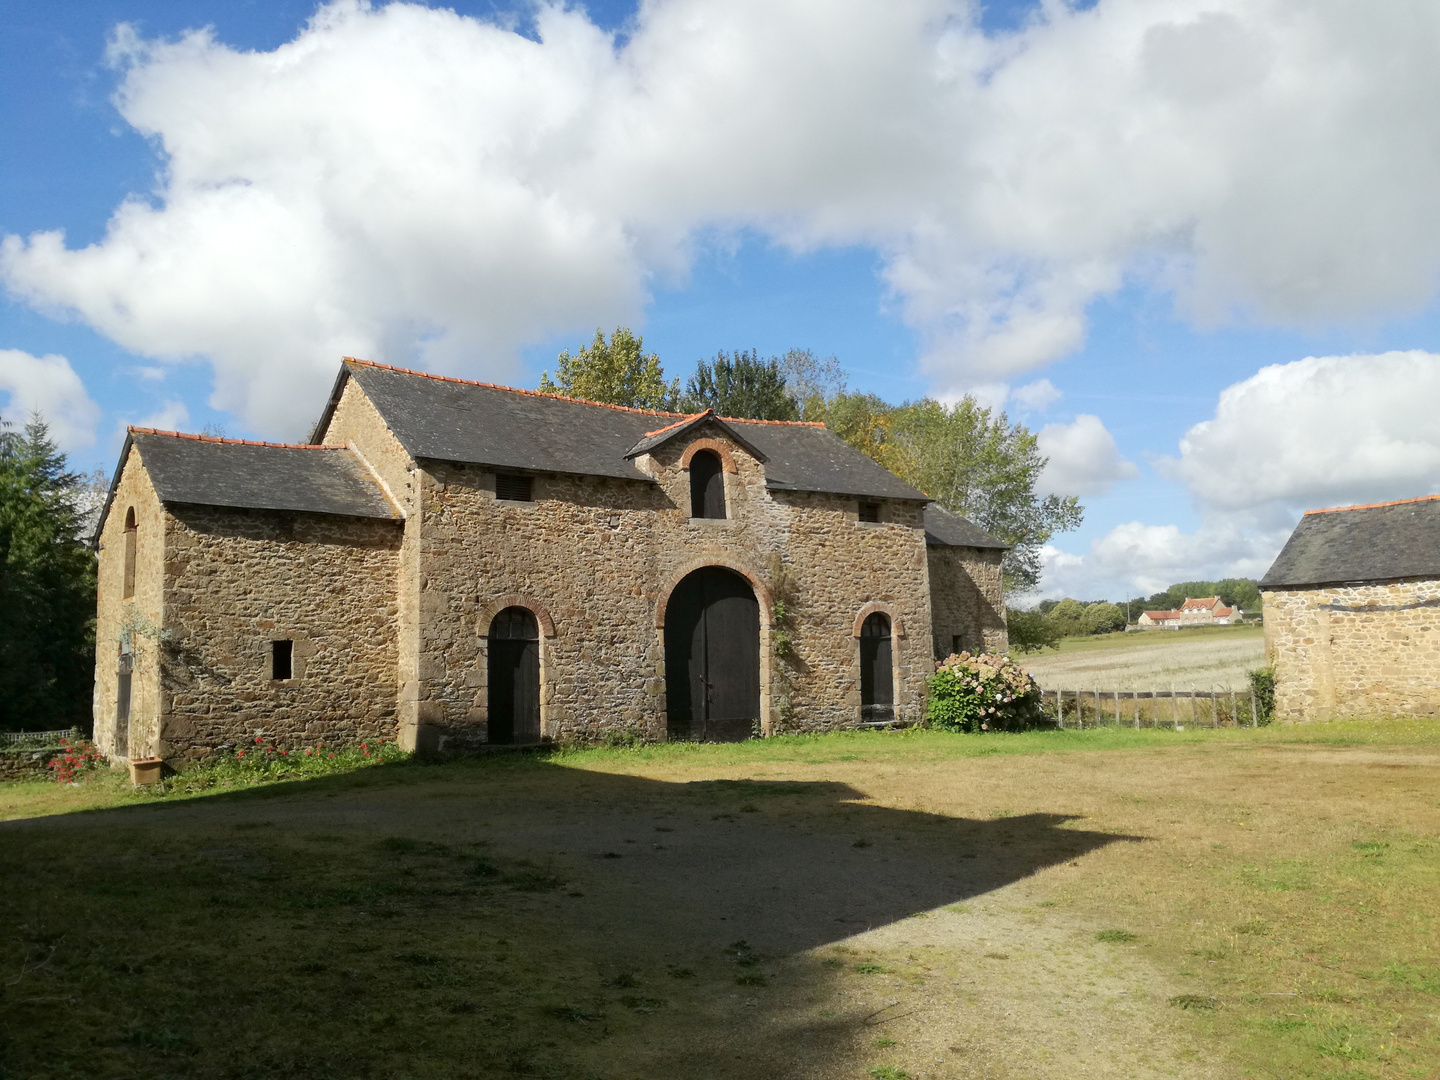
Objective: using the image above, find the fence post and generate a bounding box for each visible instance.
[1171,686,1178,727]
[1133,690,1140,729]
[1114,688,1121,725]
[1230,687,1237,728]
[1058,689,1064,729]
[1250,687,1258,727]
[1212,686,1218,729]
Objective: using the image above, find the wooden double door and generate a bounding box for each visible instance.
[665,567,760,742]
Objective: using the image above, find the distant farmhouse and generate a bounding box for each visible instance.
[1261,495,1440,721]
[1136,596,1240,630]
[91,358,1008,764]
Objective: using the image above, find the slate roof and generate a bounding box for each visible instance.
[1261,495,1440,588]
[315,359,929,501]
[922,504,1007,550]
[94,430,398,542]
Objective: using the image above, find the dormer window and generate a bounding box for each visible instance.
[689,449,726,519]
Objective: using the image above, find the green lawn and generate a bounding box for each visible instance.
[2,720,1437,1079]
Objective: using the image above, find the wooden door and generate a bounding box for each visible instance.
[665,567,759,741]
[487,607,540,744]
[860,612,893,722]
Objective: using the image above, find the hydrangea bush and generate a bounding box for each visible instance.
[926,651,1044,732]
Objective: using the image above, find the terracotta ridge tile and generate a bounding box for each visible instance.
[128,427,341,451]
[343,357,828,427]
[1305,493,1440,515]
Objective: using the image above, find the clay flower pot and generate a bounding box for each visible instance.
[129,758,165,786]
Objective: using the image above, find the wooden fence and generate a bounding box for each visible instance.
[1039,688,1260,729]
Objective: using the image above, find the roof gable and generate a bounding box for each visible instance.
[1261,494,1440,588]
[623,411,769,463]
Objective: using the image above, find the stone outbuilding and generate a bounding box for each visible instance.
[1261,494,1440,720]
[91,358,1009,763]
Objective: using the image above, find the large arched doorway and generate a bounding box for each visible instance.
[665,567,760,742]
[487,607,540,744]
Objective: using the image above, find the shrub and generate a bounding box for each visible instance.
[926,652,1044,732]
[1005,607,1062,653]
[1248,667,1275,723]
[47,737,106,783]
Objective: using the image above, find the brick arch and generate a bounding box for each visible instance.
[479,593,556,638]
[680,438,738,474]
[654,559,773,629]
[852,601,905,639]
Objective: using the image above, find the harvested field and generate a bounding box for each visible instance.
[2,721,1438,1080]
[1021,626,1265,690]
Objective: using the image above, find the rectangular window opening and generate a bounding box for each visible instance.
[858,501,881,523]
[272,639,294,681]
[495,473,533,502]
[117,646,133,722]
[952,635,962,656]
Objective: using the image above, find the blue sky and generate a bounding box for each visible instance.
[4,0,1440,601]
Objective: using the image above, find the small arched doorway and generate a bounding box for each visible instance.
[487,607,540,744]
[859,612,894,722]
[665,567,759,741]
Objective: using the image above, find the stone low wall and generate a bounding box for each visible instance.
[0,748,64,782]
[1264,579,1440,720]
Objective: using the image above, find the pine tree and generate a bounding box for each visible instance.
[0,416,98,731]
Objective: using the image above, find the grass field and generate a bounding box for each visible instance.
[1020,625,1266,691]
[2,721,1438,1079]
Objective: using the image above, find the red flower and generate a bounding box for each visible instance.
[363,750,371,757]
[255,736,263,744]
[237,750,246,758]
[267,746,275,753]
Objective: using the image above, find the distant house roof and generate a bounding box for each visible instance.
[313,359,929,502]
[1142,610,1183,621]
[1180,596,1221,611]
[94,430,399,543]
[922,504,1007,550]
[1261,494,1440,589]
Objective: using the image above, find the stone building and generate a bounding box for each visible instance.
[92,358,1008,762]
[1261,494,1440,720]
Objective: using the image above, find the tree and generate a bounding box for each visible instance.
[0,416,98,730]
[1005,606,1062,653]
[881,398,1083,593]
[778,349,847,420]
[538,328,679,410]
[682,350,800,420]
[1085,601,1127,634]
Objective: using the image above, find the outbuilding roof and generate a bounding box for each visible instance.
[94,430,399,542]
[1261,494,1440,589]
[922,504,1008,550]
[313,359,929,502]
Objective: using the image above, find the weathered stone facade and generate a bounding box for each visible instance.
[93,360,1010,761]
[1264,580,1440,720]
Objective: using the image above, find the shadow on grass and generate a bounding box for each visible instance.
[0,757,1139,1079]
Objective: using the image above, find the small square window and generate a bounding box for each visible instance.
[272,640,294,681]
[858,501,881,523]
[496,473,533,502]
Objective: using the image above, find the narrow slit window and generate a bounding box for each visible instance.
[117,646,133,723]
[858,501,880,523]
[271,640,294,681]
[495,473,533,502]
[122,508,137,599]
[951,635,962,657]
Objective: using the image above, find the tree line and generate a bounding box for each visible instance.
[538,328,1083,592]
[1006,578,1263,653]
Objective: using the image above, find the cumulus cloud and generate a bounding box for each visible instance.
[1036,414,1138,497]
[0,350,101,451]
[1010,378,1062,413]
[1160,350,1440,512]
[8,0,1440,431]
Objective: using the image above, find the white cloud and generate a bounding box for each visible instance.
[1036,414,1139,497]
[0,349,101,451]
[125,400,190,435]
[1011,378,1062,412]
[1159,350,1440,512]
[7,1,1440,431]
[1033,519,1287,602]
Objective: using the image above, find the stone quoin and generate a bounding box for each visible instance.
[91,358,1008,762]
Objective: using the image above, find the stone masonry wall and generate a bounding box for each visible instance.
[1264,579,1440,720]
[410,415,935,744]
[93,444,167,761]
[928,546,1008,658]
[159,504,402,759]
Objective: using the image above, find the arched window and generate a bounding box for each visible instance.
[122,508,137,600]
[859,612,894,722]
[689,450,726,519]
